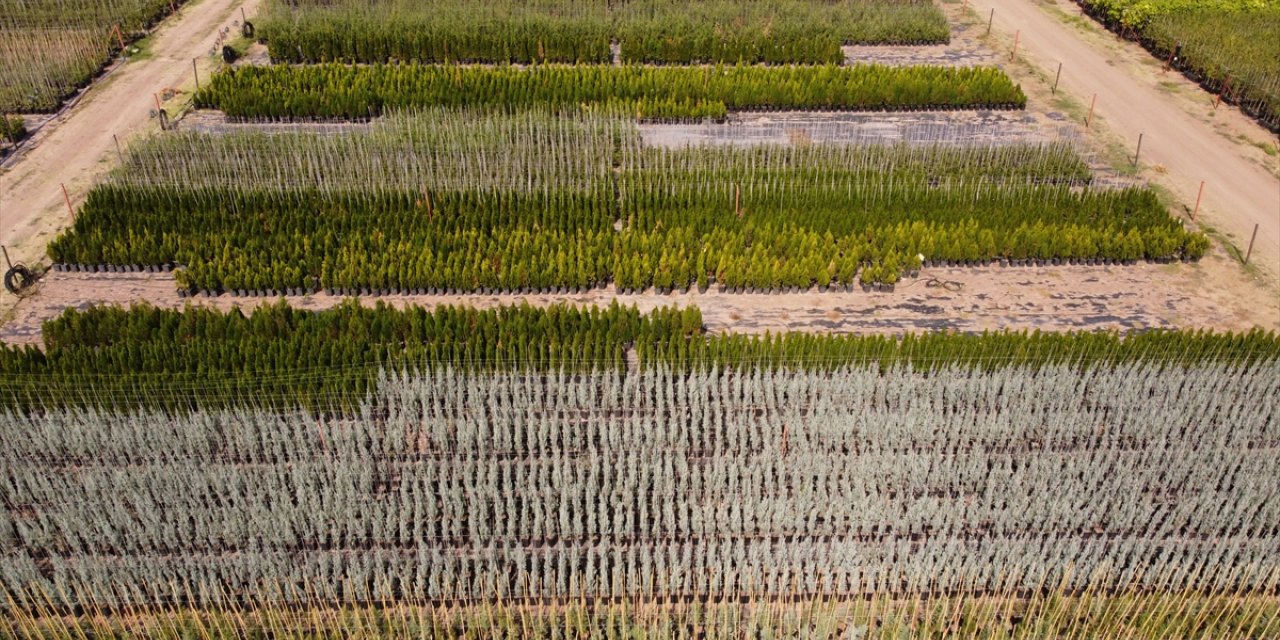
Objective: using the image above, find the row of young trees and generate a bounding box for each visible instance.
[259,0,947,65]
[2,358,1278,607]
[2,301,1276,411]
[194,63,1028,121]
[0,0,189,111]
[1076,0,1280,130]
[49,181,1207,293]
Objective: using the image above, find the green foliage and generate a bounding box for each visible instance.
[1078,0,1280,129]
[259,0,947,65]
[260,0,612,64]
[194,63,1028,121]
[1,302,1275,411]
[614,0,948,63]
[48,108,1204,291]
[0,113,27,142]
[0,0,189,112]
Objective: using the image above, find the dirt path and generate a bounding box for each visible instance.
[963,0,1280,286]
[5,254,1274,346]
[0,0,262,284]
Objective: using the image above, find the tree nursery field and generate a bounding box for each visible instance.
[1,0,1278,637]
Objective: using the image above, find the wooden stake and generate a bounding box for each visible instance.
[1052,62,1062,94]
[193,58,200,91]
[986,9,994,36]
[1215,75,1232,109]
[1010,30,1020,60]
[169,0,176,14]
[734,183,741,218]
[1192,181,1205,221]
[1244,223,1259,264]
[241,7,247,23]
[61,183,75,220]
[1133,133,1143,167]
[154,93,165,130]
[113,24,126,53]
[1085,93,1097,128]
[1,246,11,270]
[1163,47,1175,72]
[112,134,123,164]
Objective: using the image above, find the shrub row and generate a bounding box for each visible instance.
[260,0,947,65]
[2,301,1275,410]
[1075,0,1280,130]
[48,177,1205,293]
[194,64,1028,121]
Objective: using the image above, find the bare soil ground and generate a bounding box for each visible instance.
[5,251,1273,346]
[0,0,262,291]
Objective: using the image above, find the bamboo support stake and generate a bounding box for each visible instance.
[1244,223,1259,264]
[1133,133,1143,168]
[1085,94,1097,128]
[113,24,127,54]
[1053,62,1062,94]
[1010,30,1020,60]
[986,9,994,36]
[193,58,200,91]
[1192,181,1205,220]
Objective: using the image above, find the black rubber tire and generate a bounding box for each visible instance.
[242,21,255,38]
[4,265,34,294]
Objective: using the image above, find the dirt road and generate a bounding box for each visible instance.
[0,0,261,276]
[966,0,1280,284]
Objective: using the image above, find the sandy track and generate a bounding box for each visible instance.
[966,0,1280,284]
[5,254,1274,346]
[0,0,262,275]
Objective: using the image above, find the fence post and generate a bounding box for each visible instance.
[62,183,75,220]
[1244,224,1259,265]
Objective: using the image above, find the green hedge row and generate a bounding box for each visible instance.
[194,64,1028,121]
[48,177,1204,293]
[260,0,948,65]
[3,301,1275,411]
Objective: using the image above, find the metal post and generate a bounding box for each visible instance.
[987,9,994,36]
[1053,62,1062,94]
[1244,223,1259,264]
[1010,30,1020,60]
[193,58,200,91]
[1133,133,1143,168]
[61,183,75,220]
[1192,181,1204,221]
[1085,94,1097,128]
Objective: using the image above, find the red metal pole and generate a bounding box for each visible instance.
[62,183,75,220]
